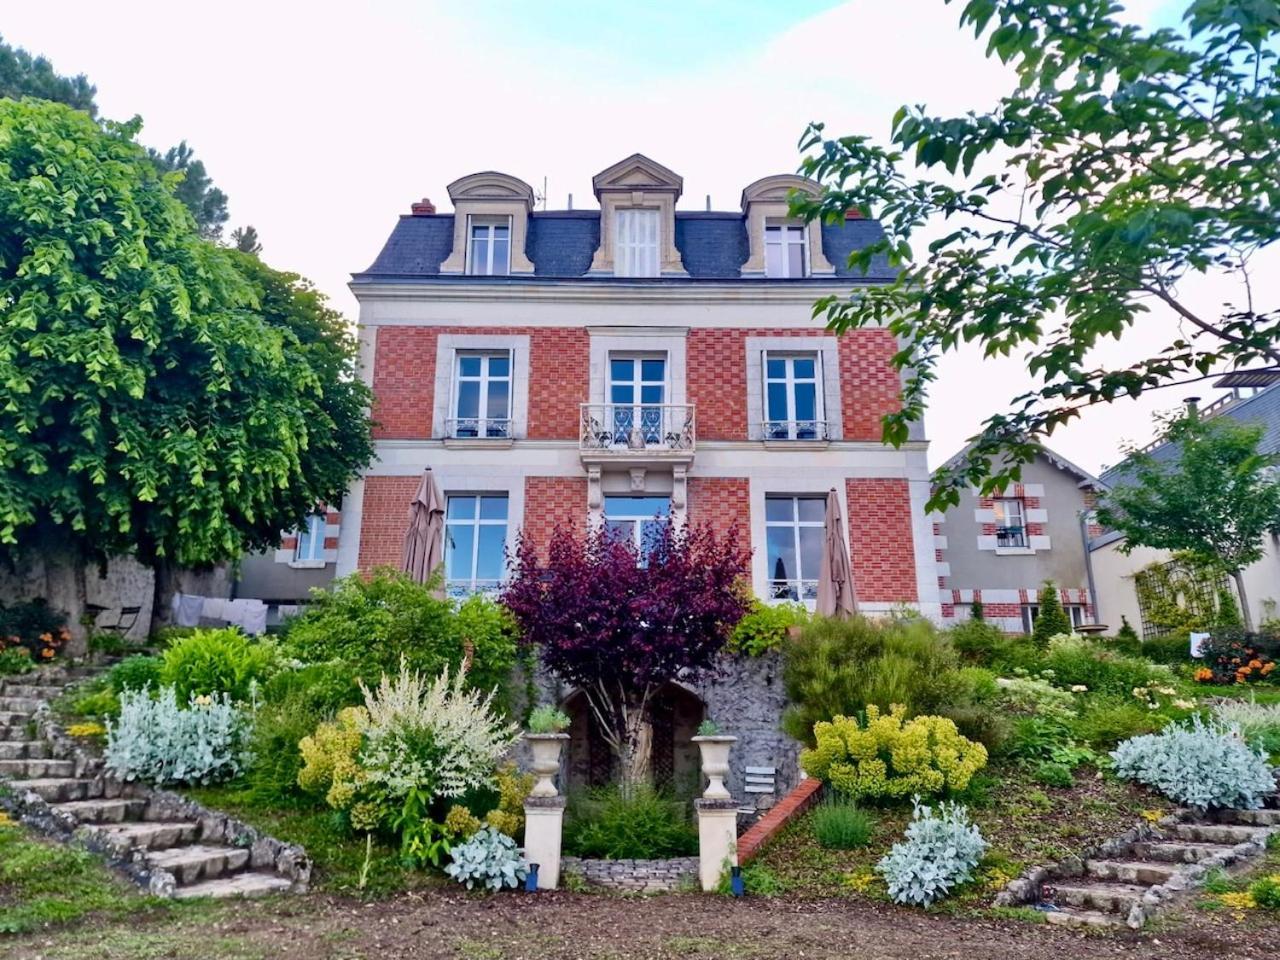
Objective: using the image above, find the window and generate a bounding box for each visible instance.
[607,354,666,444]
[452,351,511,438]
[1021,603,1086,633]
[603,495,670,558]
[765,495,825,603]
[763,353,824,440]
[294,513,326,563]
[993,497,1027,548]
[615,208,660,277]
[765,224,808,278]
[468,217,510,276]
[444,494,508,596]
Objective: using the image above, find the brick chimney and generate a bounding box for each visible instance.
[410,198,436,215]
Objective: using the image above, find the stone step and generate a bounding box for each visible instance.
[0,724,35,742]
[0,740,47,760]
[0,757,74,778]
[1085,859,1180,885]
[10,777,94,803]
[1043,906,1126,929]
[172,872,293,900]
[1047,880,1150,916]
[1171,822,1266,845]
[1219,809,1280,828]
[0,711,28,727]
[0,696,41,712]
[147,844,252,885]
[1132,839,1238,863]
[92,820,200,853]
[54,797,148,823]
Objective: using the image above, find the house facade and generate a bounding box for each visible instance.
[934,445,1105,634]
[327,153,939,804]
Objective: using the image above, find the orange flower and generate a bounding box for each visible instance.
[40,647,54,659]
[1194,668,1214,683]
[38,632,51,642]
[1249,660,1263,670]
[1262,662,1276,675]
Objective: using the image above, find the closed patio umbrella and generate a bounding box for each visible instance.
[816,487,856,618]
[402,468,446,596]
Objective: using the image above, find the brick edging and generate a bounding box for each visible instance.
[738,777,823,864]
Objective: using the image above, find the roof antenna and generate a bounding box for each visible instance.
[568,193,573,211]
[534,177,547,211]
[705,194,711,211]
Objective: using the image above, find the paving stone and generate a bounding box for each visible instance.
[1132,840,1237,863]
[94,820,200,852]
[1085,859,1180,885]
[53,797,147,823]
[11,777,91,803]
[1043,907,1125,928]
[0,758,74,778]
[1171,822,1267,845]
[172,872,293,900]
[1047,881,1150,915]
[148,844,251,885]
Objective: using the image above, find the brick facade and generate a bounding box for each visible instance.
[846,478,918,602]
[371,327,437,439]
[521,477,589,558]
[837,329,902,441]
[686,477,750,537]
[356,476,422,570]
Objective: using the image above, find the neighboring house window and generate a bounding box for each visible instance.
[444,494,508,596]
[294,513,326,563]
[1021,603,1086,633]
[452,351,511,438]
[763,353,824,440]
[993,497,1027,548]
[764,224,808,278]
[468,217,511,276]
[765,495,825,603]
[608,354,666,444]
[603,495,670,559]
[615,208,660,277]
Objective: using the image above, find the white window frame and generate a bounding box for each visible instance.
[467,215,511,276]
[603,495,671,558]
[993,497,1027,549]
[764,223,808,278]
[615,208,660,278]
[1021,602,1085,633]
[451,350,512,439]
[606,352,667,444]
[294,513,326,563]
[763,352,825,440]
[764,495,825,605]
[444,493,509,596]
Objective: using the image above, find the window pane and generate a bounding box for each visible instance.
[766,356,786,379]
[604,519,635,544]
[610,384,634,404]
[610,358,633,383]
[491,237,509,275]
[458,356,482,377]
[792,357,815,379]
[797,497,826,523]
[766,527,795,583]
[765,496,793,523]
[493,225,509,240]
[456,380,480,419]
[479,495,508,520]
[794,382,817,422]
[488,354,510,377]
[765,242,784,278]
[788,239,806,278]
[470,236,489,274]
[475,525,506,581]
[798,526,823,581]
[641,358,665,382]
[486,379,510,419]
[766,382,789,421]
[445,524,474,580]
[640,384,663,404]
[447,496,476,520]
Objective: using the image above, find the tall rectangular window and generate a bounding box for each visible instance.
[1021,603,1085,633]
[615,208,660,277]
[763,353,824,440]
[765,224,808,278]
[468,217,510,276]
[603,495,670,559]
[294,513,326,563]
[444,494,508,596]
[452,351,511,438]
[765,495,825,603]
[607,354,666,444]
[993,497,1027,548]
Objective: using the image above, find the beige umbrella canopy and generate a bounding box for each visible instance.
[816,487,857,618]
[403,468,446,596]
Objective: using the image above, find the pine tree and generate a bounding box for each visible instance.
[1216,584,1244,630]
[969,600,984,621]
[1116,615,1139,646]
[1032,581,1072,648]
[231,225,262,255]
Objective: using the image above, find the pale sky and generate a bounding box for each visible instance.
[8,0,1267,476]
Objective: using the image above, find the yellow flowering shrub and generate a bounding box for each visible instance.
[444,804,483,838]
[65,722,106,738]
[800,705,988,800]
[296,706,369,810]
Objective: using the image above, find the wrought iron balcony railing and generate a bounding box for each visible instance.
[579,403,695,454]
[445,417,512,440]
[996,525,1028,548]
[760,419,832,442]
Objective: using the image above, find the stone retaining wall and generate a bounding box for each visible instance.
[560,855,698,892]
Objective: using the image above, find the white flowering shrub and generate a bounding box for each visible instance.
[444,827,528,891]
[1111,714,1274,810]
[358,662,520,804]
[104,686,251,785]
[1212,700,1280,755]
[876,798,987,906]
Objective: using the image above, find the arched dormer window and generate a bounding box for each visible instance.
[588,154,687,278]
[439,171,536,275]
[740,175,835,278]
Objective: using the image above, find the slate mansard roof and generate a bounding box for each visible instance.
[352,210,896,283]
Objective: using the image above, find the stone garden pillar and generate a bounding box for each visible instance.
[523,796,566,890]
[693,732,739,891]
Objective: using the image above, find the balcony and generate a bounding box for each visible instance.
[996,525,1028,549]
[579,403,696,466]
[760,419,832,443]
[444,417,513,446]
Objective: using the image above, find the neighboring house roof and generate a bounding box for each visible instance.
[935,441,1108,495]
[352,210,896,283]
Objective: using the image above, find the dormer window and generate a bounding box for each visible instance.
[765,224,808,278]
[589,154,686,277]
[615,208,660,277]
[468,217,511,276]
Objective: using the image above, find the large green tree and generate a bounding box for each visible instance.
[148,141,230,240]
[0,35,96,116]
[0,99,371,617]
[793,0,1280,510]
[1097,411,1280,630]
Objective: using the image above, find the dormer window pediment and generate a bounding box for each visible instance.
[740,174,835,278]
[440,171,536,275]
[589,154,686,278]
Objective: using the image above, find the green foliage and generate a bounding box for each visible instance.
[1031,582,1072,650]
[1115,616,1140,648]
[564,786,698,860]
[0,34,97,115]
[947,619,1007,665]
[801,705,988,801]
[811,797,876,849]
[1212,700,1280,757]
[0,98,372,571]
[781,615,967,744]
[282,569,517,698]
[1134,633,1193,665]
[105,687,251,786]
[0,647,33,676]
[717,862,784,896]
[1216,585,1244,629]
[1252,874,1280,910]
[794,2,1280,511]
[1131,556,1221,637]
[107,655,163,694]
[0,598,70,663]
[1043,634,1173,696]
[1072,696,1167,749]
[696,718,721,737]
[726,600,809,656]
[444,827,527,891]
[1032,762,1074,789]
[158,628,277,703]
[877,799,986,907]
[969,600,984,621]
[526,704,570,734]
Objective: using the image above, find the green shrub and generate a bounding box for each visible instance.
[0,647,33,676]
[66,679,121,720]
[717,862,784,896]
[1114,616,1140,651]
[527,704,570,734]
[1212,699,1280,756]
[1033,762,1074,788]
[0,598,70,663]
[564,786,698,859]
[948,619,1007,665]
[781,615,967,744]
[811,797,876,849]
[942,703,1013,756]
[1005,716,1072,763]
[989,636,1046,675]
[282,569,517,699]
[1072,696,1168,748]
[1044,634,1172,695]
[158,628,278,703]
[1031,582,1073,649]
[1251,874,1280,910]
[107,655,163,694]
[726,600,809,656]
[1133,633,1193,665]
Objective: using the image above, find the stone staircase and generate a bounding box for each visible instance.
[998,805,1279,928]
[0,669,308,899]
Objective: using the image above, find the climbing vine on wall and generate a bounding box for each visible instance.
[1133,555,1225,639]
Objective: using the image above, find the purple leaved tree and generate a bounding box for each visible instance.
[501,518,750,789]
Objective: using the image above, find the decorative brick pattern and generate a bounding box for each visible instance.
[371,327,438,439]
[527,328,590,439]
[837,328,901,441]
[521,477,588,558]
[846,478,918,602]
[356,476,422,570]
[738,777,824,864]
[687,477,750,539]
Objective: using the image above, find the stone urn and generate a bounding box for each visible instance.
[525,733,569,798]
[692,735,737,800]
